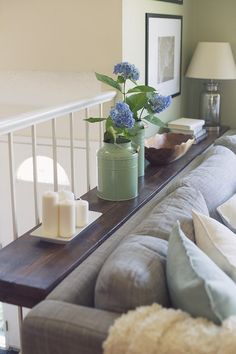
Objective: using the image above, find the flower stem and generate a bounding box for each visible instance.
[123,81,126,102]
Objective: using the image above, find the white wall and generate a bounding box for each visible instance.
[0,0,122,75]
[0,0,122,140]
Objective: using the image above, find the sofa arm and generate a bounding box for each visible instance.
[22,300,119,354]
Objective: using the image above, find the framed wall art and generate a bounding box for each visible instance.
[145,13,183,97]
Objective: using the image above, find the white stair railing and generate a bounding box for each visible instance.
[0,89,116,349]
[0,90,115,240]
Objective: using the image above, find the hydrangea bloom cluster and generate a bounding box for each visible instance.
[149,93,172,114]
[110,101,135,129]
[113,62,140,81]
[88,62,172,143]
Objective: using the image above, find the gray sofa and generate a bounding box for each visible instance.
[22,135,236,354]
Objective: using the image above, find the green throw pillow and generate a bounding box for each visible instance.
[167,222,236,324]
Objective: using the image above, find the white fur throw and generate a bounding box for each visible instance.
[103,304,236,354]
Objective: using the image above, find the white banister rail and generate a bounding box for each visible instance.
[0,91,116,136]
[0,89,116,241]
[0,79,116,350]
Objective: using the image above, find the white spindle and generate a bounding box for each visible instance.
[31,125,40,224]
[85,108,90,191]
[18,306,23,346]
[52,119,58,192]
[8,133,18,240]
[69,113,75,195]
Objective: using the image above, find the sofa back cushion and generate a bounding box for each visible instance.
[168,146,236,219]
[215,134,236,154]
[95,235,169,313]
[134,185,208,242]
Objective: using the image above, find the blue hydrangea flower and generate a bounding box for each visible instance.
[149,93,172,114]
[110,101,135,129]
[113,62,140,81]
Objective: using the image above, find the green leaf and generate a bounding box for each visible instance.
[95,73,122,92]
[143,114,167,127]
[84,117,106,123]
[105,116,114,131]
[126,93,149,113]
[107,125,117,143]
[127,85,156,94]
[117,75,126,84]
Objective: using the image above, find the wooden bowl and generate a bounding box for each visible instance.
[145,133,194,165]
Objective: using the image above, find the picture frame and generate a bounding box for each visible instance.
[145,13,183,97]
[159,0,183,4]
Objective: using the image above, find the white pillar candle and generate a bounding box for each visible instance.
[58,190,74,201]
[42,191,59,236]
[76,199,89,227]
[59,200,76,238]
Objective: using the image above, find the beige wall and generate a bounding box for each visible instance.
[122,0,194,135]
[1,0,235,128]
[0,0,122,75]
[185,0,236,128]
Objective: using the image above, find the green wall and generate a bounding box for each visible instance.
[122,0,194,136]
[185,0,236,128]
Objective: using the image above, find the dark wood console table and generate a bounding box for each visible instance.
[0,128,228,308]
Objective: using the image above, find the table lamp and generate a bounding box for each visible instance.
[186,42,236,131]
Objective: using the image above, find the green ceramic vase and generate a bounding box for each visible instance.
[97,141,138,201]
[130,121,145,177]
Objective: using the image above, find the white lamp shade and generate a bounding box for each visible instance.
[186,42,236,80]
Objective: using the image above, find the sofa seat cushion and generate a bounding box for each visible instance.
[95,235,169,313]
[134,186,208,242]
[193,210,236,283]
[167,222,236,324]
[167,146,236,220]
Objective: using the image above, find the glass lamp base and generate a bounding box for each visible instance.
[200,82,221,130]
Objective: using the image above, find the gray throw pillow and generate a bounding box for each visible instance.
[95,235,169,313]
[134,185,208,242]
[167,222,236,324]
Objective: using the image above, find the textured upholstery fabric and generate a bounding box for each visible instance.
[47,224,128,307]
[217,193,236,232]
[134,186,208,242]
[167,222,236,324]
[95,235,169,313]
[167,146,236,219]
[193,210,236,283]
[22,300,119,354]
[215,135,236,154]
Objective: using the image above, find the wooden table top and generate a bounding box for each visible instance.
[0,128,228,308]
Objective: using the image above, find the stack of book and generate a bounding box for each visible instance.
[168,118,208,144]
